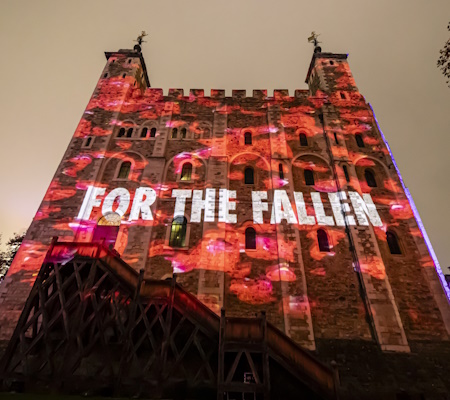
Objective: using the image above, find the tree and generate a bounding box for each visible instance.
[0,232,25,281]
[437,22,450,88]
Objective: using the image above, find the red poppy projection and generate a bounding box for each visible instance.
[2,50,449,353]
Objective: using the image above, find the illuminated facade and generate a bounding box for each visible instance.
[1,45,450,399]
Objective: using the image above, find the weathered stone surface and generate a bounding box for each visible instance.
[0,49,449,398]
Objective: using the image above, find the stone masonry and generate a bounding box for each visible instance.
[0,48,450,398]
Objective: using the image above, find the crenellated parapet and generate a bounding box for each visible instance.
[144,88,310,101]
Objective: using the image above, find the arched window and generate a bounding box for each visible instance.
[386,230,401,255]
[365,169,377,188]
[169,217,187,248]
[245,227,256,250]
[343,165,350,183]
[181,163,192,181]
[278,163,284,180]
[317,229,330,252]
[181,127,187,139]
[244,131,252,145]
[126,128,133,138]
[171,128,178,139]
[304,169,314,186]
[333,132,339,145]
[150,127,157,138]
[118,161,131,179]
[299,133,308,147]
[244,167,254,184]
[118,128,126,138]
[140,127,148,138]
[355,134,365,148]
[203,127,211,138]
[93,213,121,248]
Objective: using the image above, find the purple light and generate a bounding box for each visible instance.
[369,103,450,302]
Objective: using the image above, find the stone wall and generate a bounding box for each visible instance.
[1,48,449,397]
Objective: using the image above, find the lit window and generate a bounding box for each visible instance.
[140,127,148,138]
[299,133,308,147]
[343,165,350,183]
[304,169,314,186]
[365,169,377,188]
[355,134,365,148]
[181,163,192,181]
[386,230,401,255]
[244,167,254,185]
[169,217,187,248]
[317,229,330,252]
[171,128,178,139]
[150,127,157,138]
[181,127,187,139]
[118,161,131,179]
[93,214,120,248]
[118,128,126,138]
[244,131,252,145]
[245,227,256,250]
[279,163,284,180]
[126,128,133,138]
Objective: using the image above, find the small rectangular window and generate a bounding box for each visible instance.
[333,132,339,145]
[82,136,94,148]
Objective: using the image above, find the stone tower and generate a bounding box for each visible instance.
[0,45,449,399]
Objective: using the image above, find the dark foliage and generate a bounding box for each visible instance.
[0,232,25,280]
[437,22,450,88]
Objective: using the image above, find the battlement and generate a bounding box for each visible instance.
[143,88,310,101]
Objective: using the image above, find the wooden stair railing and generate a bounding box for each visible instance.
[1,239,338,399]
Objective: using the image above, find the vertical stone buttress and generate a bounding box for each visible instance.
[141,92,173,278]
[322,104,409,351]
[197,92,227,313]
[309,53,409,351]
[145,93,174,279]
[268,97,315,350]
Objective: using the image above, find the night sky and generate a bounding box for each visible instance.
[0,0,449,272]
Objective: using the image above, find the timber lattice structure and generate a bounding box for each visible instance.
[0,240,338,399]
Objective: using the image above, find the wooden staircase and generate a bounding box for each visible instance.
[0,239,338,400]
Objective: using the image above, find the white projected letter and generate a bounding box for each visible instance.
[191,189,215,223]
[172,189,192,219]
[252,191,268,224]
[218,189,237,224]
[102,188,131,217]
[348,191,382,227]
[293,192,315,225]
[271,190,298,224]
[328,192,356,226]
[311,192,335,226]
[129,187,156,221]
[77,186,106,220]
